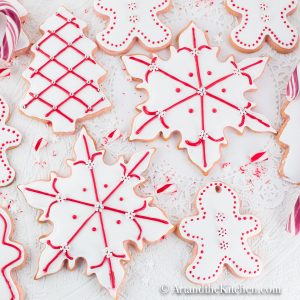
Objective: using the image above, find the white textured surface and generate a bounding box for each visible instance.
[0,0,300,299]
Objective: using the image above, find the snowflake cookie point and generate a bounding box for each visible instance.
[19,128,173,297]
[0,95,22,187]
[94,0,173,54]
[123,23,275,174]
[226,0,299,53]
[20,7,111,134]
[179,181,262,284]
[0,208,25,300]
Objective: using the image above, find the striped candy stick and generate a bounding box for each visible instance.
[0,0,21,67]
[287,64,300,102]
[286,195,300,236]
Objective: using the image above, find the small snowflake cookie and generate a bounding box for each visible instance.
[123,23,275,174]
[20,7,111,134]
[94,0,172,54]
[0,95,21,187]
[19,127,173,298]
[278,64,300,184]
[0,207,25,300]
[179,182,262,283]
[225,0,299,53]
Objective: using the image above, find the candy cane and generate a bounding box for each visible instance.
[0,0,21,65]
[287,64,300,102]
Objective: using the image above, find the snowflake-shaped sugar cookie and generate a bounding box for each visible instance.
[94,0,172,54]
[0,208,25,300]
[226,0,299,53]
[20,7,111,134]
[278,63,300,184]
[123,23,275,174]
[19,127,173,298]
[0,96,21,187]
[179,182,262,284]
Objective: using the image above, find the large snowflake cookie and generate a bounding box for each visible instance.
[20,7,111,134]
[225,0,299,53]
[94,0,172,54]
[179,182,262,284]
[19,127,173,298]
[0,95,21,187]
[0,208,25,300]
[278,64,300,184]
[123,23,275,174]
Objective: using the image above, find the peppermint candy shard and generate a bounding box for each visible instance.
[19,127,173,298]
[123,23,275,174]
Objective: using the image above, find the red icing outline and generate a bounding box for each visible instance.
[0,210,23,300]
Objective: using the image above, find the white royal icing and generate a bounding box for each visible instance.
[20,7,111,134]
[0,208,25,300]
[19,127,173,298]
[123,23,275,174]
[179,182,261,284]
[0,95,21,187]
[94,0,172,54]
[226,0,299,52]
[279,64,300,183]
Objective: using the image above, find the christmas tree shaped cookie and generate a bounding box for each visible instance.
[20,7,111,134]
[179,182,261,283]
[123,23,275,174]
[19,127,173,298]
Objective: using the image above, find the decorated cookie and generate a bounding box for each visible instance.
[20,7,111,134]
[278,64,300,184]
[0,207,25,300]
[94,0,172,54]
[0,95,21,187]
[179,182,262,284]
[123,23,275,174]
[19,127,173,298]
[225,0,299,53]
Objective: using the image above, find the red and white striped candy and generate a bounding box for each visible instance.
[0,0,21,65]
[287,64,300,102]
[286,195,300,236]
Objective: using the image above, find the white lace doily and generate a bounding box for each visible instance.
[1,0,300,299]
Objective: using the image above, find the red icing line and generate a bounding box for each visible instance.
[0,212,23,300]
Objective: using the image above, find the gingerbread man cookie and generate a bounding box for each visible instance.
[123,23,275,174]
[225,0,299,53]
[179,182,262,284]
[0,208,25,300]
[0,95,21,187]
[19,127,173,299]
[94,0,172,54]
[278,64,300,184]
[20,7,111,134]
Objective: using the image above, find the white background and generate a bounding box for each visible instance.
[1,0,300,299]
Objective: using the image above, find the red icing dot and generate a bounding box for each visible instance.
[212,108,217,113]
[72,215,77,219]
[176,88,181,93]
[104,184,108,188]
[207,71,212,75]
[188,108,194,114]
[92,227,97,232]
[221,88,226,93]
[116,220,121,224]
[189,72,194,77]
[119,197,124,201]
[82,188,87,192]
